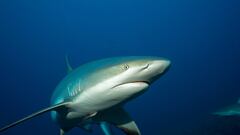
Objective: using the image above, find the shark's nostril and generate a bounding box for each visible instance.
[142,64,150,70]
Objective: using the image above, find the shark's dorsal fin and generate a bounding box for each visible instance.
[65,54,73,73]
[0,102,70,133]
[94,107,141,135]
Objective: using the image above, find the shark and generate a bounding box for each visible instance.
[213,99,240,116]
[0,56,171,135]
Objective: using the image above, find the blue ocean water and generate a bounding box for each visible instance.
[0,0,240,134]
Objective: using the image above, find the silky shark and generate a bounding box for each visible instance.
[0,56,171,135]
[213,99,240,116]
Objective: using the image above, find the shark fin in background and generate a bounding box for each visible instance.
[237,98,240,104]
[100,121,113,135]
[95,107,141,135]
[0,102,70,133]
[65,54,73,73]
[81,124,92,132]
[78,119,93,133]
[213,103,240,116]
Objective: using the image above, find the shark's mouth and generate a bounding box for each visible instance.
[132,81,150,85]
[113,81,150,89]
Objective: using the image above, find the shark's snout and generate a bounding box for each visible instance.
[152,59,171,73]
[138,59,170,83]
[140,59,171,73]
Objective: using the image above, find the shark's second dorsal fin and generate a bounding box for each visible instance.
[65,54,73,73]
[0,102,70,133]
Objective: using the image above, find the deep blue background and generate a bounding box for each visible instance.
[0,0,240,134]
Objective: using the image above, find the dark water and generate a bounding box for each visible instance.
[0,0,240,134]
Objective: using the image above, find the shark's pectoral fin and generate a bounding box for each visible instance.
[0,102,71,133]
[94,107,141,135]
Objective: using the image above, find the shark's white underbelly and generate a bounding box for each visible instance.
[67,81,149,120]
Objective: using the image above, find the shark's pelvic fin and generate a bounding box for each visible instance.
[100,121,113,135]
[65,54,73,73]
[0,102,70,133]
[60,129,65,135]
[94,107,141,135]
[117,121,140,135]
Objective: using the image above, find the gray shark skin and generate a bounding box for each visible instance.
[0,56,171,135]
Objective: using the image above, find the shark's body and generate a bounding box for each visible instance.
[0,56,170,135]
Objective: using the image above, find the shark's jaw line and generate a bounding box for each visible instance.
[112,81,150,89]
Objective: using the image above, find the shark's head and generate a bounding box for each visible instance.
[107,57,171,87]
[79,56,171,106]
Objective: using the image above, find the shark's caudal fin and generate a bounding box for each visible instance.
[0,102,70,133]
[65,54,73,73]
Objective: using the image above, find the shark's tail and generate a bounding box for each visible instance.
[0,102,70,133]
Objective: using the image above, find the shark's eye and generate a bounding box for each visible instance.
[122,64,129,70]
